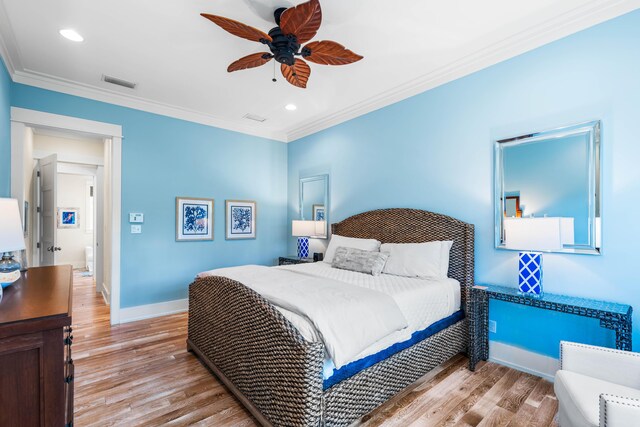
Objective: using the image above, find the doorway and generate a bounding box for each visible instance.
[30,130,104,299]
[11,108,123,324]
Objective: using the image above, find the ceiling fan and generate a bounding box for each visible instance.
[201,0,363,89]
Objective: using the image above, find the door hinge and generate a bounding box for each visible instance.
[36,242,40,249]
[37,171,40,177]
[37,206,41,213]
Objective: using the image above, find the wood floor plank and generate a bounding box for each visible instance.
[70,271,559,426]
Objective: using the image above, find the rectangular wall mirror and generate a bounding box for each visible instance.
[299,174,328,239]
[495,121,601,255]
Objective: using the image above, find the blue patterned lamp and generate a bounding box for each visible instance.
[518,252,543,297]
[292,220,316,259]
[504,217,564,298]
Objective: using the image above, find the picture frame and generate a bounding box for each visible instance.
[57,207,80,229]
[313,204,325,221]
[226,200,256,240]
[176,197,214,241]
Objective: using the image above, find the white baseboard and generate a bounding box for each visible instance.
[119,298,188,324]
[489,341,559,382]
[101,284,110,306]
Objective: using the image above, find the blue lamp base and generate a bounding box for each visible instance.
[518,251,543,298]
[297,237,309,259]
[0,252,21,289]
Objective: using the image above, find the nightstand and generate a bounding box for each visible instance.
[278,256,315,266]
[468,284,633,371]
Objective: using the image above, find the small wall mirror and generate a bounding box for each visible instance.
[299,174,328,239]
[495,121,601,255]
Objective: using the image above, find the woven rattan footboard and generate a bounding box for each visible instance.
[188,276,325,426]
[188,208,474,426]
[323,319,467,426]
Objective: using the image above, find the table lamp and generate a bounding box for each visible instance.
[504,217,563,298]
[292,220,316,259]
[0,198,26,288]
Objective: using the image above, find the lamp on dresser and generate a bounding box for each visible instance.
[0,198,26,289]
[292,220,317,259]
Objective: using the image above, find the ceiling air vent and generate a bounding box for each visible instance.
[102,75,137,89]
[243,113,267,123]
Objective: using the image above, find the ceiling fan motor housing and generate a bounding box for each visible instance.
[266,27,300,66]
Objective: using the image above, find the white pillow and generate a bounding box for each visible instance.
[381,241,453,278]
[324,234,381,263]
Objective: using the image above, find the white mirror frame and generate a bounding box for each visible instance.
[494,120,601,255]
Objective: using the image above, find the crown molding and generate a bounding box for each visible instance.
[10,69,288,142]
[1,1,638,144]
[284,0,640,142]
[0,0,18,75]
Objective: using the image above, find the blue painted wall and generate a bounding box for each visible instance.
[10,83,288,308]
[0,58,10,197]
[288,11,640,358]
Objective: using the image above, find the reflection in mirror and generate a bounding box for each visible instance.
[495,121,601,254]
[300,175,328,239]
[504,194,522,218]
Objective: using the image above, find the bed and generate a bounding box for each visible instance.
[187,208,475,426]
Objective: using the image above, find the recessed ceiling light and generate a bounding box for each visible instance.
[59,29,84,42]
[285,104,297,111]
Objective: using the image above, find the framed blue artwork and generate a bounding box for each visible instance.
[57,207,80,229]
[313,204,325,221]
[226,200,256,240]
[176,197,214,241]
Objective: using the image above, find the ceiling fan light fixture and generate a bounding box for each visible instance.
[59,28,84,42]
[201,0,362,89]
[285,104,297,111]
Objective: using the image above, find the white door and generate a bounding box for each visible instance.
[39,154,58,266]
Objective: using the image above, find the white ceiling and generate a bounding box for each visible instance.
[0,0,638,142]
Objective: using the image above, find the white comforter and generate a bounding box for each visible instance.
[278,262,461,377]
[197,265,408,368]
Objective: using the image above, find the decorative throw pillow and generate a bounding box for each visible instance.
[324,234,382,263]
[381,241,453,278]
[331,247,389,276]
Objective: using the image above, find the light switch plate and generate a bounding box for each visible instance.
[131,224,142,234]
[129,213,144,223]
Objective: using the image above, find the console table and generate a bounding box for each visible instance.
[468,284,633,371]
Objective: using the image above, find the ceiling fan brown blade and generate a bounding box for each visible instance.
[304,41,363,65]
[227,53,273,72]
[201,14,272,43]
[279,0,322,44]
[281,59,311,88]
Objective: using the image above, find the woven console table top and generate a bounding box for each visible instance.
[476,284,631,316]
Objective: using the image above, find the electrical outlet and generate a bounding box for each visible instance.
[488,320,497,333]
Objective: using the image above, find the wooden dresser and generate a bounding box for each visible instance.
[0,265,74,427]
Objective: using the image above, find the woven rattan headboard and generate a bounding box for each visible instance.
[331,208,475,311]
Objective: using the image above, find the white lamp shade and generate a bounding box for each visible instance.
[314,220,326,236]
[292,220,317,237]
[504,217,564,251]
[0,198,26,253]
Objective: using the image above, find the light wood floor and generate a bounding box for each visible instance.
[72,272,558,426]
